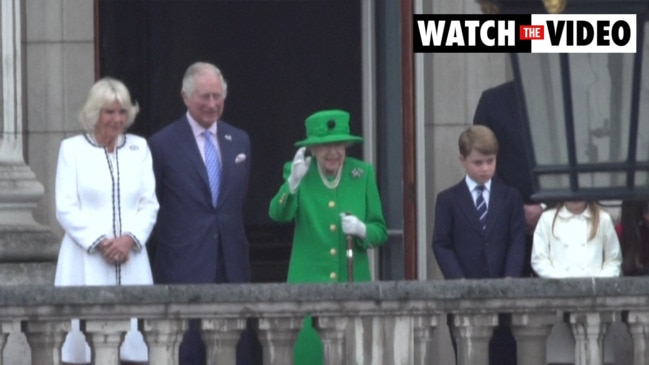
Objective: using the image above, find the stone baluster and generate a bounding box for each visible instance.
[315,316,348,365]
[450,313,498,365]
[21,319,69,365]
[0,321,16,365]
[257,317,301,365]
[201,318,247,365]
[343,316,381,364]
[141,318,187,365]
[511,312,556,365]
[0,322,10,364]
[626,310,649,365]
[378,314,417,364]
[570,311,614,365]
[412,315,440,365]
[84,319,130,365]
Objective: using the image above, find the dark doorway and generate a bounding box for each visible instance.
[97,0,363,282]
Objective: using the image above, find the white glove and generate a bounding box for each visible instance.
[288,147,311,193]
[341,214,366,239]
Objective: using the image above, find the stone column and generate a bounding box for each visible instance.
[201,318,247,365]
[413,315,440,365]
[84,319,130,365]
[21,320,70,365]
[315,316,348,365]
[570,311,614,365]
[378,314,416,364]
[511,312,556,365]
[626,310,649,365]
[0,0,59,286]
[257,317,301,365]
[451,313,498,365]
[141,318,186,365]
[0,321,13,365]
[343,316,383,364]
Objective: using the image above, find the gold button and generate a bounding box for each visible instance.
[328,201,335,208]
[330,248,337,255]
[330,224,336,231]
[330,272,337,280]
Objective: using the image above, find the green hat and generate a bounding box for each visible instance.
[294,109,364,147]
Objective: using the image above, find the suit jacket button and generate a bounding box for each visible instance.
[329,224,336,231]
[330,272,337,280]
[328,201,335,208]
[330,248,337,256]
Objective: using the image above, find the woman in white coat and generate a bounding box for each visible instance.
[54,77,159,364]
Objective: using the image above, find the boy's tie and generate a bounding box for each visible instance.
[475,185,487,230]
[203,130,221,207]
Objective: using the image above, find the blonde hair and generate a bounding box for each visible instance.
[79,77,139,132]
[552,201,601,241]
[458,125,499,157]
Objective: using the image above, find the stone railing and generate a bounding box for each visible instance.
[1,278,648,365]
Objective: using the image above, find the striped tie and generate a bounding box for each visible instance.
[475,185,487,230]
[203,130,221,207]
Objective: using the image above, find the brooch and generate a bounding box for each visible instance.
[351,167,364,178]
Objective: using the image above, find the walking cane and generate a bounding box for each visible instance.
[344,212,354,282]
[346,234,354,282]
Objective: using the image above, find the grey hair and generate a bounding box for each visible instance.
[181,62,228,98]
[79,77,140,132]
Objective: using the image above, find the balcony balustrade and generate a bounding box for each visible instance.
[0,278,647,365]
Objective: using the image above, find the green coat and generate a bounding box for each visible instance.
[269,157,387,364]
[269,157,388,283]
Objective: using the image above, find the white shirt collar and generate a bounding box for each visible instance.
[465,176,491,192]
[186,111,217,137]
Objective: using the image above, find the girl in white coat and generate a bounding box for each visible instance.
[54,77,159,363]
[532,201,623,364]
[531,200,621,278]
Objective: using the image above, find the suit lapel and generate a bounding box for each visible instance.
[485,181,504,235]
[216,123,234,207]
[175,118,212,200]
[455,182,484,234]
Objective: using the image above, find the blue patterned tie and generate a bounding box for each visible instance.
[475,185,487,230]
[203,130,221,207]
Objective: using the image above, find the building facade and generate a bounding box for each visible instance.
[3,0,644,364]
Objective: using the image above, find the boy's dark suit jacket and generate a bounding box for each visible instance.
[432,178,526,279]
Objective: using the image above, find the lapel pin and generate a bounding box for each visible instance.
[225,134,232,141]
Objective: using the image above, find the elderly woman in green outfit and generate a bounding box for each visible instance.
[269,109,388,364]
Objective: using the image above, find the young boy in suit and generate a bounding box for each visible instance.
[432,125,526,365]
[433,124,525,279]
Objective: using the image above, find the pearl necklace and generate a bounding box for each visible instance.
[318,163,342,189]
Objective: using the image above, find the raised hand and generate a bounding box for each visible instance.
[288,147,311,193]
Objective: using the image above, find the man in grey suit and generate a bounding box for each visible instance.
[148,62,253,365]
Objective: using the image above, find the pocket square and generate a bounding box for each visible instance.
[235,153,247,163]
